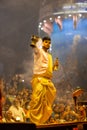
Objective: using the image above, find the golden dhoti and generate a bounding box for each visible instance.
[29,76,56,124]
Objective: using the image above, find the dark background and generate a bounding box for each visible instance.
[0,0,40,80]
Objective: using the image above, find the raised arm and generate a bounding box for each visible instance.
[30,35,42,48]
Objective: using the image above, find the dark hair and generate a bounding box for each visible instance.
[42,36,51,42]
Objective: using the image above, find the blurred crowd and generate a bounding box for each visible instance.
[0,74,87,124]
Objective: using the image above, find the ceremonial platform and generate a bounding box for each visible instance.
[0,121,87,130]
[36,121,87,130]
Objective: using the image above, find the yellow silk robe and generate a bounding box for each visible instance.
[29,48,56,125]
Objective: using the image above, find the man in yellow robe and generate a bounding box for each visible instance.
[29,36,59,125]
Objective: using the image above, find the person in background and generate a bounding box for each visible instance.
[29,35,59,125]
[2,110,15,122]
[0,78,6,122]
[8,98,26,122]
